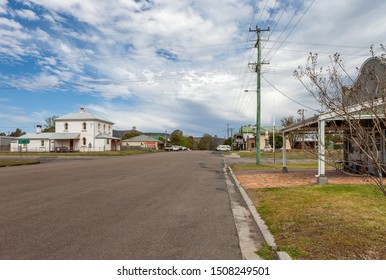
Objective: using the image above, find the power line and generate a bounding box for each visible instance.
[263,0,306,61]
[256,0,270,24]
[262,0,291,50]
[262,75,319,112]
[266,0,316,62]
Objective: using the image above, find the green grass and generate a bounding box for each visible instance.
[237,149,343,160]
[231,161,320,172]
[256,242,276,260]
[0,159,40,167]
[248,184,386,259]
[0,150,159,157]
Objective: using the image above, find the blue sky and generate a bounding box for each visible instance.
[1,0,386,137]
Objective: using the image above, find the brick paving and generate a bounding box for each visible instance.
[236,169,373,189]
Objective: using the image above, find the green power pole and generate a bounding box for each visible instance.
[249,26,269,164]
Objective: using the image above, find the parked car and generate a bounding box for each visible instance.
[216,145,231,152]
[164,145,184,151]
[54,146,68,153]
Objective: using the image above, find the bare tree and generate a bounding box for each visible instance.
[43,115,58,132]
[294,47,386,196]
[281,116,301,149]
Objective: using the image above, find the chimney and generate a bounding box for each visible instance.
[80,107,85,113]
[35,125,42,134]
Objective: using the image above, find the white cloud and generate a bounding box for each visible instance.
[0,0,6,14]
[15,8,38,20]
[0,16,22,29]
[1,0,386,136]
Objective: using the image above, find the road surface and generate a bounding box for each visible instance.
[0,152,244,259]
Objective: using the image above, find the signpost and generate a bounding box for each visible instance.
[18,139,30,144]
[18,139,29,158]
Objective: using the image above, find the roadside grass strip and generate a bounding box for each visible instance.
[0,160,40,167]
[230,162,320,172]
[248,184,386,260]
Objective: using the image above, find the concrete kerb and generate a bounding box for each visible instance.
[225,161,292,260]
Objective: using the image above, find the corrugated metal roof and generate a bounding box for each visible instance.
[122,135,162,142]
[50,133,80,140]
[17,133,80,140]
[56,110,113,124]
[95,134,121,140]
[18,133,54,139]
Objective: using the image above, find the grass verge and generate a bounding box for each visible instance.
[256,242,276,260]
[248,184,386,259]
[0,159,40,167]
[237,149,343,160]
[0,150,159,157]
[231,161,320,172]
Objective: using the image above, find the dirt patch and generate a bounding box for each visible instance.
[236,169,373,189]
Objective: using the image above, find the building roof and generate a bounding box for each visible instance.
[239,125,255,133]
[17,133,80,140]
[96,134,121,140]
[122,135,162,143]
[50,133,80,140]
[18,133,54,139]
[261,126,283,133]
[56,108,113,124]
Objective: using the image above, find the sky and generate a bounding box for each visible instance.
[1,0,385,138]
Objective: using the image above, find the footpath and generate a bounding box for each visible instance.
[223,153,291,260]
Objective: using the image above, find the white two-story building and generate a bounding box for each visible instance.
[11,108,121,152]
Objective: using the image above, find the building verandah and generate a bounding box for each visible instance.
[281,101,386,184]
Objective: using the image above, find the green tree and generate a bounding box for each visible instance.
[184,136,195,150]
[269,135,283,149]
[198,134,217,150]
[9,128,25,137]
[122,131,141,140]
[43,115,58,132]
[223,137,232,146]
[0,132,6,136]
[170,129,184,145]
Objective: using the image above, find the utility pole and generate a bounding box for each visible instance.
[226,124,230,139]
[249,26,269,164]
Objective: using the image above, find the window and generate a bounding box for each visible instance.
[64,123,68,130]
[83,137,87,145]
[104,124,106,133]
[98,123,101,133]
[83,122,87,130]
[108,125,111,134]
[41,140,45,146]
[107,139,110,144]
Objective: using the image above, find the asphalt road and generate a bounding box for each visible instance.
[0,151,243,259]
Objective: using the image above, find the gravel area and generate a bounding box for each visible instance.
[236,169,373,189]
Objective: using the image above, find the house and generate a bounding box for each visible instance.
[234,125,288,151]
[11,108,121,152]
[281,57,386,183]
[121,135,163,150]
[234,125,255,150]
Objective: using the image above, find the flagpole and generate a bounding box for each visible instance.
[273,98,276,164]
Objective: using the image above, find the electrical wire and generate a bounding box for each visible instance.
[266,0,316,62]
[262,74,320,112]
[263,0,306,61]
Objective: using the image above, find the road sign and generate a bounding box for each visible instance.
[18,139,30,144]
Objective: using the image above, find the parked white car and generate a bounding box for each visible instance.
[216,145,231,152]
